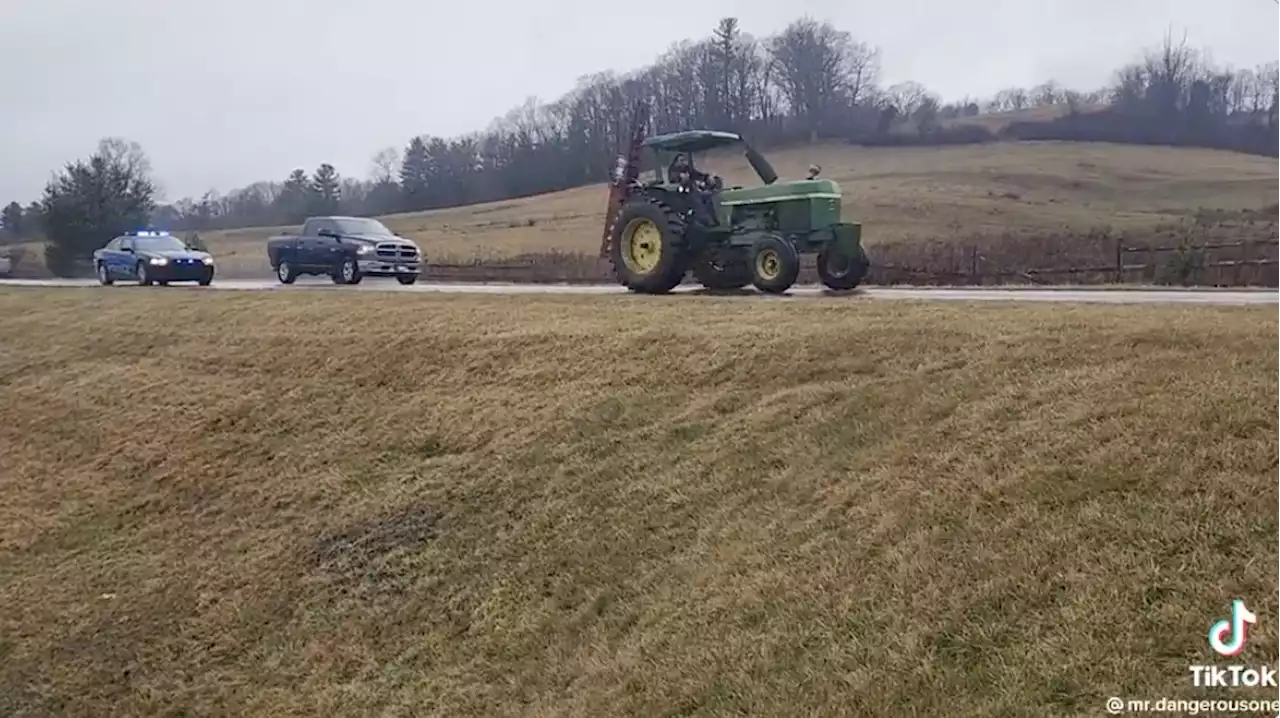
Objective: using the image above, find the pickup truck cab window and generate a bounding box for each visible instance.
[333,218,393,236]
[302,218,333,236]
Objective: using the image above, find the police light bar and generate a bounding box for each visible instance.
[130,230,171,236]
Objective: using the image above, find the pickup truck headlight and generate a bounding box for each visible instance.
[357,244,373,255]
[148,257,168,266]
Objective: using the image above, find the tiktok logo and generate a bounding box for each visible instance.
[1208,599,1256,657]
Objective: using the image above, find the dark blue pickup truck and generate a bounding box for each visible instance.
[266,216,423,285]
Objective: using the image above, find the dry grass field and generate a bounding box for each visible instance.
[185,140,1280,277]
[0,287,1276,717]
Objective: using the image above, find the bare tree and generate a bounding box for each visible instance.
[884,81,930,116]
[370,147,400,184]
[767,17,880,141]
[1032,80,1062,106]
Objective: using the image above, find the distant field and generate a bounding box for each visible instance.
[185,140,1280,277]
[0,288,1275,716]
[4,140,1275,282]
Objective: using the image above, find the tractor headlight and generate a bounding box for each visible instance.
[148,257,168,266]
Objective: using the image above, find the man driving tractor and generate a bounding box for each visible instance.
[668,153,720,226]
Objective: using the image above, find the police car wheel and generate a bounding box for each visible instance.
[136,263,153,286]
[97,262,113,286]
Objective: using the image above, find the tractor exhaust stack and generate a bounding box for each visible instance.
[744,143,778,185]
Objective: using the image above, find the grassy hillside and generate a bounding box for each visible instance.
[0,288,1275,717]
[190,140,1279,277]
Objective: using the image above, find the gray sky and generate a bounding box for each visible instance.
[1,0,1276,203]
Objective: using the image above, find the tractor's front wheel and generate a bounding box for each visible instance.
[692,255,752,291]
[608,198,687,294]
[817,244,870,291]
[750,235,800,294]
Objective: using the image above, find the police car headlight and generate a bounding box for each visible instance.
[201,256,214,265]
[149,257,168,266]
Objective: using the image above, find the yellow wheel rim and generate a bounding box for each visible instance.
[621,218,663,274]
[756,249,782,281]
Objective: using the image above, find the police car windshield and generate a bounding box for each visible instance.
[133,235,189,251]
[334,218,392,236]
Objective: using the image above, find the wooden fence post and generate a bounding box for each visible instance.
[1114,234,1123,283]
[1239,239,1249,286]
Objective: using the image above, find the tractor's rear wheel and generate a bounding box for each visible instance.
[749,235,800,294]
[608,198,687,294]
[692,255,752,291]
[817,244,870,291]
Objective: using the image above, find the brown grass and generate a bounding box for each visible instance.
[180,140,1279,278]
[0,288,1276,717]
[936,103,1109,133]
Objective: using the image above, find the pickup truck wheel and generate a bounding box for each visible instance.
[333,258,361,285]
[276,260,297,284]
[396,274,418,286]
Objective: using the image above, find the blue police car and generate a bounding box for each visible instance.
[93,231,215,286]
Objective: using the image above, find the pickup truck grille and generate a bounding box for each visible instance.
[375,242,419,260]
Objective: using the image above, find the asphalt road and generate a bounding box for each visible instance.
[1,277,1276,305]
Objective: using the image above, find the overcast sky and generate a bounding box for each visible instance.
[1,0,1276,203]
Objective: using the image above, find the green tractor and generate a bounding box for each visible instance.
[600,103,870,295]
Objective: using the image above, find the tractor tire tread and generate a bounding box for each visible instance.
[606,195,688,294]
[816,244,870,291]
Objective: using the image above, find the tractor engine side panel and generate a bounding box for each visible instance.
[811,197,841,229]
[774,200,813,233]
[732,198,841,235]
[729,203,779,232]
[778,198,841,232]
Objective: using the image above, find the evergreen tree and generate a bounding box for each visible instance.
[40,137,156,276]
[399,136,431,211]
[275,169,311,223]
[1,201,23,237]
[310,163,341,214]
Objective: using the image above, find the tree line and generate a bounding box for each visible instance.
[2,16,1276,248]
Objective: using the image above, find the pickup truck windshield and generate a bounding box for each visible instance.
[334,218,393,236]
[134,235,189,251]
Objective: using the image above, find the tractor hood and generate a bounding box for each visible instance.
[718,179,841,206]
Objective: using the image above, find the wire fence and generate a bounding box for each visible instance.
[868,237,1278,287]
[420,235,1279,287]
[4,216,1277,288]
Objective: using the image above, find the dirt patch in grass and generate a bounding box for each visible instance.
[0,288,1275,717]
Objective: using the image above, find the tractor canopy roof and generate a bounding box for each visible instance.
[641,130,743,154]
